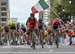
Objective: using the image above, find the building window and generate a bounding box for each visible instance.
[1,18,7,21]
[1,2,6,6]
[1,12,7,16]
[2,23,6,26]
[1,7,7,11]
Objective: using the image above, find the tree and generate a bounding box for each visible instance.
[50,0,62,20]
[50,0,75,23]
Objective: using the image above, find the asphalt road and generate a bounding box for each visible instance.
[0,45,75,54]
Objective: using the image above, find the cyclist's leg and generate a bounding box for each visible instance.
[40,29,44,48]
[53,29,59,47]
[48,33,53,45]
[55,31,60,48]
[52,29,56,44]
[30,30,36,49]
[69,36,73,45]
[20,32,25,45]
[0,33,3,45]
[27,29,32,45]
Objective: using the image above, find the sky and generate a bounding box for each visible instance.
[9,0,39,24]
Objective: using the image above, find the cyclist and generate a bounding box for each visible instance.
[52,18,62,48]
[26,13,37,49]
[10,22,17,45]
[0,25,3,45]
[47,26,53,45]
[4,25,10,45]
[20,24,27,44]
[38,18,45,48]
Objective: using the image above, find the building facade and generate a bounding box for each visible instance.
[0,0,10,26]
[39,0,50,26]
[43,0,50,25]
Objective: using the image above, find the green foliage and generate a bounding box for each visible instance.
[50,0,75,22]
[50,0,62,19]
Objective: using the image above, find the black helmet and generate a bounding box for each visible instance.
[30,13,34,17]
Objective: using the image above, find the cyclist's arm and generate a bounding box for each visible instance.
[34,19,38,29]
[26,19,30,29]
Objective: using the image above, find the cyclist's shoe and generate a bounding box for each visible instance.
[69,41,72,46]
[31,45,33,48]
[20,42,24,45]
[36,43,39,45]
[49,41,53,45]
[27,42,31,45]
[42,45,44,48]
[31,45,36,50]
[0,41,3,45]
[43,42,46,45]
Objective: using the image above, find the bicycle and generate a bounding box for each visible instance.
[48,32,53,45]
[0,33,3,45]
[10,30,18,45]
[39,29,44,48]
[0,27,3,45]
[31,30,36,50]
[53,29,60,48]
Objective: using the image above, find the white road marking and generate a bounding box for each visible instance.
[49,49,53,52]
[0,45,51,48]
[0,52,75,53]
[0,46,30,48]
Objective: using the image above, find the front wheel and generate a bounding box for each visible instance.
[32,31,36,50]
[40,40,44,48]
[55,38,59,48]
[32,40,36,50]
[56,41,59,48]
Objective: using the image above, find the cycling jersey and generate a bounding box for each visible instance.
[38,22,43,30]
[27,17,37,30]
[21,28,26,32]
[52,18,62,30]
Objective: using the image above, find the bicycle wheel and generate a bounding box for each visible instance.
[39,31,44,48]
[32,40,35,50]
[32,31,36,50]
[41,40,44,48]
[55,37,59,48]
